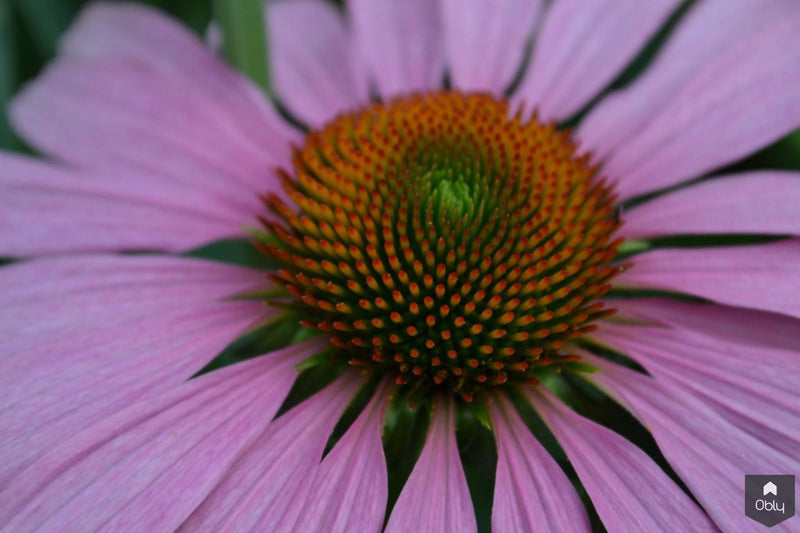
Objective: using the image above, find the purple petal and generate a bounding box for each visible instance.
[589,357,800,532]
[594,322,800,457]
[58,2,297,152]
[385,395,476,533]
[0,345,310,531]
[527,388,716,533]
[0,255,268,490]
[178,373,363,532]
[490,393,589,532]
[12,60,285,204]
[285,379,393,532]
[440,0,541,95]
[617,239,800,320]
[348,0,443,97]
[515,0,681,121]
[620,171,800,239]
[586,12,800,199]
[581,0,800,165]
[611,297,800,352]
[269,0,369,126]
[0,152,248,256]
[10,3,297,217]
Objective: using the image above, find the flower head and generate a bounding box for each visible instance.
[1,1,800,532]
[264,91,621,398]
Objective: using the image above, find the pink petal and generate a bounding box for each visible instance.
[349,0,443,97]
[178,373,363,532]
[285,379,393,533]
[589,14,800,199]
[9,4,298,222]
[0,255,269,490]
[515,0,681,121]
[269,0,369,127]
[580,0,800,164]
[440,0,541,95]
[527,388,716,533]
[589,357,800,532]
[59,2,297,153]
[594,322,800,457]
[0,345,309,532]
[490,393,589,533]
[0,152,249,256]
[620,171,800,239]
[1,255,264,352]
[12,59,285,203]
[610,297,800,352]
[385,395,476,533]
[617,239,800,319]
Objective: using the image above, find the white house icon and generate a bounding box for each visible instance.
[763,482,778,496]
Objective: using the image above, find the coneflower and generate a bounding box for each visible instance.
[1,1,799,531]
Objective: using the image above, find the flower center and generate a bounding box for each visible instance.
[262,91,621,400]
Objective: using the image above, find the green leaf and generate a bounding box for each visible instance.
[564,361,601,374]
[616,239,650,257]
[294,348,332,371]
[185,238,277,269]
[14,0,82,59]
[466,398,493,431]
[212,0,271,96]
[383,390,431,517]
[141,0,213,36]
[0,1,20,149]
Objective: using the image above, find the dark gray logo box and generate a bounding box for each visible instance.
[745,475,796,527]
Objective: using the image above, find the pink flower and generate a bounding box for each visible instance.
[2,1,799,531]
